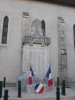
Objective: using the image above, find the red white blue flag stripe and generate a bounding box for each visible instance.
[35,83,44,93]
[28,66,34,85]
[45,67,53,86]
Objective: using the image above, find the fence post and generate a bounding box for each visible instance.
[57,77,59,86]
[56,86,60,100]
[18,80,21,98]
[0,81,3,98]
[4,89,8,100]
[56,77,60,100]
[61,80,66,95]
[3,77,6,88]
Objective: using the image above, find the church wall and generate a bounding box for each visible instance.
[0,0,75,83]
[0,11,22,82]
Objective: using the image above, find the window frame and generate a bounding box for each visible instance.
[73,24,75,48]
[1,16,9,44]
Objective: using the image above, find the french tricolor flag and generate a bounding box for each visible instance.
[45,67,53,87]
[28,66,34,85]
[35,83,44,93]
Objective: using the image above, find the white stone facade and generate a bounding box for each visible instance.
[0,0,75,83]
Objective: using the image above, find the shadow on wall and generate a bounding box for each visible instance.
[27,0,75,7]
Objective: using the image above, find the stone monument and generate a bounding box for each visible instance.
[21,19,51,92]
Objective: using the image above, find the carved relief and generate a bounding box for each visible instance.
[23,18,50,46]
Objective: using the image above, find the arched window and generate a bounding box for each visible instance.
[41,20,45,36]
[2,16,9,44]
[73,24,75,48]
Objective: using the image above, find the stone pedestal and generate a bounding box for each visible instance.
[22,45,50,80]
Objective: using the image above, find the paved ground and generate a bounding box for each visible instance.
[2,86,75,98]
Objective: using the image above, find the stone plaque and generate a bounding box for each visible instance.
[22,45,50,82]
